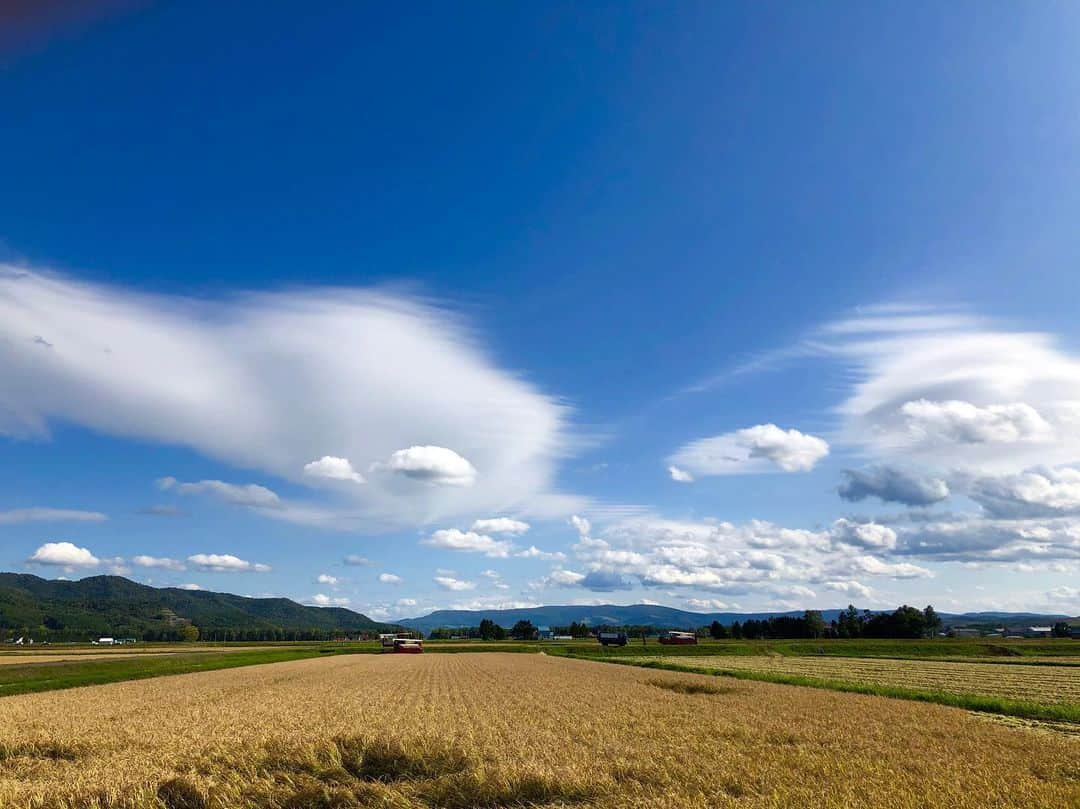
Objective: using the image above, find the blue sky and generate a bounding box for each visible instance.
[1,2,1078,620]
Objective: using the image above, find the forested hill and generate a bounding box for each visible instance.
[0,573,395,640]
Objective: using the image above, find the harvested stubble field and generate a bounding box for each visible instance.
[624,654,1080,711]
[0,653,1076,809]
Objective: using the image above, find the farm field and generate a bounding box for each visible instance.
[617,654,1080,722]
[0,653,1077,809]
[0,647,344,697]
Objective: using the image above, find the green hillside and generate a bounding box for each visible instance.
[0,573,394,641]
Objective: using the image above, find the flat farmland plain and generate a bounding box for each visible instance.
[0,653,1076,809]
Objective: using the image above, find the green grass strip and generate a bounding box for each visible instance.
[0,648,343,698]
[571,655,1080,724]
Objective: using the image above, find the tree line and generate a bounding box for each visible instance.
[424,605,950,642]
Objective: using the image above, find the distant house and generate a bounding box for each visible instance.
[950,628,980,638]
[537,626,554,641]
[1027,626,1052,638]
[97,637,116,646]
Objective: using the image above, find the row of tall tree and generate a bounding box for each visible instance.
[707,606,943,640]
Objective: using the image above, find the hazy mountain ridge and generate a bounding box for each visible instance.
[398,603,1074,634]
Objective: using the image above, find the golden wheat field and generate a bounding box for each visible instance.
[0,653,1076,809]
[638,654,1080,706]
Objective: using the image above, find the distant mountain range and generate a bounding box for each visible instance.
[398,604,1075,635]
[0,574,394,638]
[0,574,1072,640]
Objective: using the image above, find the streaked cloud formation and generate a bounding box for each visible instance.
[0,267,576,527]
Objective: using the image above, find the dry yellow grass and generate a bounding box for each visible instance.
[0,653,1075,808]
[638,654,1080,706]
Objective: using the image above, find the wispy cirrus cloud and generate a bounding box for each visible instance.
[0,267,581,528]
[0,507,106,524]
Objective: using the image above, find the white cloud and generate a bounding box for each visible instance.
[892,514,1080,564]
[378,572,402,585]
[669,424,829,476]
[515,545,567,561]
[303,456,365,484]
[480,569,502,579]
[343,554,372,566]
[823,580,873,599]
[434,575,476,591]
[158,477,280,509]
[396,597,418,608]
[899,400,1052,446]
[310,593,350,607]
[470,517,530,535]
[132,555,186,572]
[830,308,1080,473]
[969,467,1080,518]
[187,553,271,573]
[177,583,202,591]
[838,465,949,506]
[684,598,736,611]
[0,268,577,527]
[570,515,591,538]
[0,508,107,525]
[317,573,338,585]
[27,541,100,568]
[667,466,694,483]
[829,519,898,551]
[844,555,933,579]
[547,569,586,586]
[381,445,478,487]
[421,528,512,558]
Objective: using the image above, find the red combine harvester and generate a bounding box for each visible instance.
[658,630,697,645]
[380,633,424,653]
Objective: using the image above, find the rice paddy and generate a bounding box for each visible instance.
[0,653,1076,808]
[625,654,1080,706]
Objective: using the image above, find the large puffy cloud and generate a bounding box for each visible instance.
[0,508,107,524]
[899,400,1052,446]
[669,424,829,476]
[0,268,577,527]
[380,446,478,487]
[830,307,1080,472]
[186,553,270,573]
[838,465,949,506]
[421,529,512,558]
[829,519,898,551]
[27,541,100,567]
[968,467,1080,518]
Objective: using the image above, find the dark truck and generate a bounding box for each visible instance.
[597,631,628,647]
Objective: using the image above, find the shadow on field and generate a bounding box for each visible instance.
[647,678,739,696]
[156,736,599,809]
[0,740,83,763]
